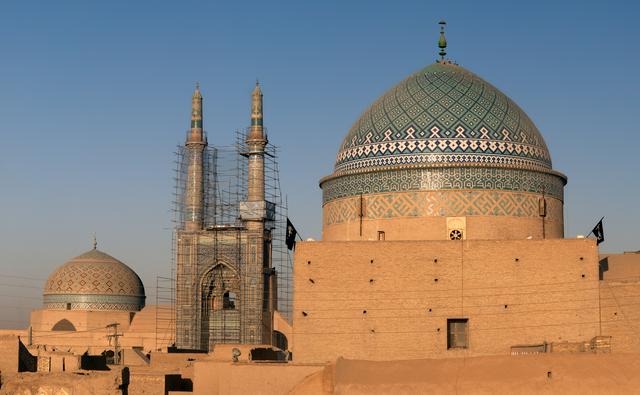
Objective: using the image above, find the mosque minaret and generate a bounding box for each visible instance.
[184,84,207,232]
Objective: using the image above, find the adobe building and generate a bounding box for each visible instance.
[24,240,174,357]
[290,27,613,363]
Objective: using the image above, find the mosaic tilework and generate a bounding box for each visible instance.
[44,249,145,311]
[44,302,142,311]
[43,293,145,311]
[334,62,552,173]
[322,167,565,204]
[324,190,563,226]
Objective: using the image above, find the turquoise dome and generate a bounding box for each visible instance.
[334,62,552,175]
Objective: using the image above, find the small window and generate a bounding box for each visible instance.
[538,197,547,217]
[447,318,468,349]
[223,291,236,310]
[66,303,71,310]
[377,231,385,241]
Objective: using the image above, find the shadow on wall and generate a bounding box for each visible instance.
[599,257,609,281]
[273,330,288,351]
[250,347,290,361]
[18,340,36,372]
[166,374,193,393]
[81,353,109,371]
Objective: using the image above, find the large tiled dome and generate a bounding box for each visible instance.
[320,60,567,242]
[43,248,145,311]
[334,62,551,175]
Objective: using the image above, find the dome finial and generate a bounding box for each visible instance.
[438,20,447,61]
[92,233,97,250]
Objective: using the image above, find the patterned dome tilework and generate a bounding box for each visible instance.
[334,62,552,174]
[43,249,145,311]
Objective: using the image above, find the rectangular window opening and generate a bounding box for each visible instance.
[447,318,468,349]
[377,231,385,241]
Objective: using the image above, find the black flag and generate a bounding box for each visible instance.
[591,218,605,245]
[286,218,298,250]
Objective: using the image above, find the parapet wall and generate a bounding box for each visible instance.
[290,354,640,394]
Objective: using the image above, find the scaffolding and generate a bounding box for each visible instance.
[154,275,175,351]
[260,131,294,324]
[158,127,293,351]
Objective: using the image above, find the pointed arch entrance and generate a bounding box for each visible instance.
[200,262,240,348]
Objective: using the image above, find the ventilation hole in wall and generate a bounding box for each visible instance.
[504,304,508,309]
[370,329,375,333]
[370,259,374,264]
[308,278,315,284]
[307,260,311,265]
[363,310,367,314]
[515,258,520,262]
[580,257,584,261]
[302,311,308,317]
[449,229,463,240]
[547,371,552,379]
[369,279,374,284]
[614,312,618,316]
[581,274,585,278]
[434,278,439,282]
[428,308,432,313]
[434,258,438,263]
[437,328,441,332]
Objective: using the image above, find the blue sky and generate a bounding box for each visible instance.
[0,0,638,327]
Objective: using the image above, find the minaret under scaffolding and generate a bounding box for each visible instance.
[247,81,267,203]
[239,81,274,344]
[175,84,211,350]
[185,84,207,232]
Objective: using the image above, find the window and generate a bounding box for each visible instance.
[447,318,468,349]
[223,291,236,310]
[377,231,385,241]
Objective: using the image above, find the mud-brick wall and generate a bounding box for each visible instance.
[293,239,600,363]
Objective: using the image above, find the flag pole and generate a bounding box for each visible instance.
[286,194,303,241]
[586,216,605,238]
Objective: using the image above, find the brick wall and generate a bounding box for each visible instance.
[600,252,640,352]
[293,239,599,363]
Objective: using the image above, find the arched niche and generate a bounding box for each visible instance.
[52,318,76,331]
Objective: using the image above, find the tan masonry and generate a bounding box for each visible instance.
[293,238,599,363]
